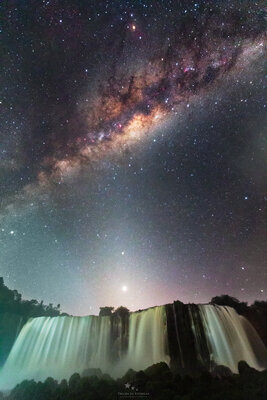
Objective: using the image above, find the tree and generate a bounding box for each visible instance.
[0,277,66,318]
[251,300,267,311]
[99,306,114,317]
[113,306,130,318]
[13,290,22,302]
[211,295,247,313]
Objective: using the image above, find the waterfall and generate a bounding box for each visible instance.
[125,306,170,371]
[0,315,112,390]
[0,303,266,390]
[105,306,170,377]
[198,304,267,373]
[0,306,170,390]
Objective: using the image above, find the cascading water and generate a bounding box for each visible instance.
[198,304,267,373]
[0,303,266,390]
[0,306,170,390]
[125,306,170,371]
[0,315,112,390]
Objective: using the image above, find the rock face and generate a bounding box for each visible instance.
[0,312,24,366]
[188,304,211,371]
[0,277,62,367]
[165,301,209,375]
[243,307,267,348]
[165,301,267,376]
[210,296,267,349]
[110,310,129,363]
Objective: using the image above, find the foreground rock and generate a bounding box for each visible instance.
[2,361,266,400]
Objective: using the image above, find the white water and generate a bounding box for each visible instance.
[199,305,267,373]
[0,304,266,390]
[126,306,170,371]
[0,315,112,390]
[0,306,170,390]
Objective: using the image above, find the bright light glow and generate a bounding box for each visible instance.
[122,285,128,292]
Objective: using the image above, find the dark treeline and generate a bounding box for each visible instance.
[0,278,67,318]
[210,295,267,347]
[99,306,130,317]
[1,361,267,400]
[210,294,267,315]
[0,277,68,365]
[1,276,266,320]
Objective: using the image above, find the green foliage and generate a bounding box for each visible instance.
[0,278,67,366]
[113,306,130,317]
[99,306,130,319]
[0,277,65,318]
[99,307,114,317]
[251,301,267,312]
[210,295,248,313]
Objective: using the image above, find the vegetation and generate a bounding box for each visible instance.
[113,306,130,317]
[2,361,266,400]
[0,277,69,366]
[0,277,66,318]
[99,307,114,317]
[251,301,267,312]
[210,294,248,314]
[99,306,130,318]
[210,295,267,314]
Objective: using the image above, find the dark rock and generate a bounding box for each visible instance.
[81,368,102,378]
[244,303,267,348]
[102,373,113,382]
[120,368,137,384]
[68,372,81,390]
[165,301,210,376]
[0,313,24,366]
[211,365,233,378]
[110,309,129,363]
[134,370,148,384]
[59,379,68,390]
[144,362,170,379]
[238,361,258,376]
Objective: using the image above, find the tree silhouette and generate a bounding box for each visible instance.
[211,295,248,313]
[99,306,114,316]
[113,306,130,318]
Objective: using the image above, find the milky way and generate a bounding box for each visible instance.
[2,1,265,190]
[40,2,265,183]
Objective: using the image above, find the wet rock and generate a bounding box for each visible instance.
[211,365,233,378]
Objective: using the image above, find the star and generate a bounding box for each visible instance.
[0,0,265,321]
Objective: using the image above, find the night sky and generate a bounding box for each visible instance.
[0,0,266,315]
